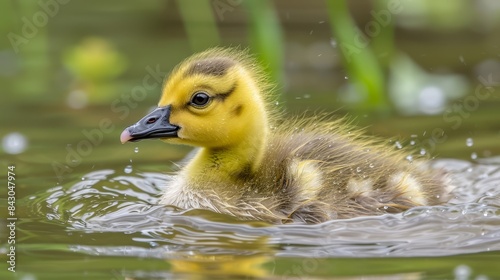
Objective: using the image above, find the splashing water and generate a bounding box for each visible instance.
[124,165,133,173]
[24,158,500,261]
[466,138,474,147]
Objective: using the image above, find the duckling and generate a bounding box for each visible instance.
[120,48,451,224]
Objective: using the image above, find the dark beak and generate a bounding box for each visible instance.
[120,106,179,143]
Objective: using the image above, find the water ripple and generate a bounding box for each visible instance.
[26,158,500,259]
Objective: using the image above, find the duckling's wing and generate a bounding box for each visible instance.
[259,117,450,223]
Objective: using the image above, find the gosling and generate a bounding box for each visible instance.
[120,48,450,224]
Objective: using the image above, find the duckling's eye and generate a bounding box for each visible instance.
[190,92,211,108]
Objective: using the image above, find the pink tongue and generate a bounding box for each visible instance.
[120,129,132,144]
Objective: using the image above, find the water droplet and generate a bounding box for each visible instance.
[410,140,416,146]
[383,206,388,210]
[369,163,374,168]
[466,167,473,172]
[303,94,311,99]
[395,141,402,149]
[356,167,362,173]
[471,152,478,160]
[330,38,337,48]
[406,155,413,162]
[419,149,427,155]
[150,241,159,247]
[81,177,86,181]
[134,147,139,153]
[124,165,133,174]
[466,138,474,147]
[411,134,418,138]
[344,76,349,80]
[275,101,279,106]
[2,132,28,154]
[454,265,471,279]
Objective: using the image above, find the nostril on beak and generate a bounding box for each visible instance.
[147,117,158,124]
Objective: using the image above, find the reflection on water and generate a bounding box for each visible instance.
[19,158,500,279]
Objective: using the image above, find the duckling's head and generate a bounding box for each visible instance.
[121,48,274,149]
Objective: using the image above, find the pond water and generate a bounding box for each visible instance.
[2,152,499,279]
[2,2,500,279]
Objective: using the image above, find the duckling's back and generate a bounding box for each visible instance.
[249,116,451,224]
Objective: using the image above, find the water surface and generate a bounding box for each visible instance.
[3,156,499,280]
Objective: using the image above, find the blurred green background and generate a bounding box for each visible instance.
[1,1,500,279]
[1,0,500,168]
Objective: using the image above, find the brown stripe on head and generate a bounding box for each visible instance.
[184,57,236,77]
[232,104,243,116]
[213,82,238,102]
